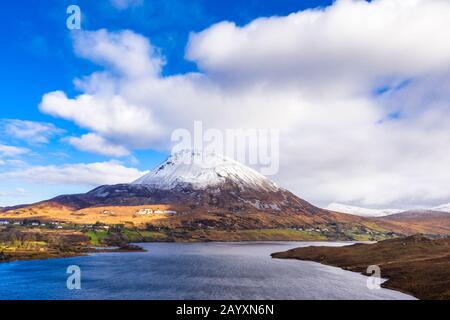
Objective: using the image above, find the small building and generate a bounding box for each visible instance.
[0,220,9,225]
[137,208,153,215]
[136,208,177,215]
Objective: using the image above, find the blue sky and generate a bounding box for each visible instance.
[1,0,449,209]
[0,0,333,206]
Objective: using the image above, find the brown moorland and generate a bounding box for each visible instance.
[271,235,450,299]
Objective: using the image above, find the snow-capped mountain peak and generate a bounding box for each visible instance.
[431,203,450,213]
[326,203,403,217]
[132,150,279,192]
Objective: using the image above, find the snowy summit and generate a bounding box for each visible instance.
[132,150,279,192]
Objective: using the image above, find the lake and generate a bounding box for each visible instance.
[0,242,415,300]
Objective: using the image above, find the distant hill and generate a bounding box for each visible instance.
[327,202,450,218]
[326,203,402,217]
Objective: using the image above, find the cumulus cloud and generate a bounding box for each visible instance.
[39,0,450,207]
[1,119,64,144]
[2,161,148,186]
[68,133,130,157]
[73,29,164,78]
[186,0,450,89]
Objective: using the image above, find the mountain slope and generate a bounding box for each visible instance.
[375,210,450,235]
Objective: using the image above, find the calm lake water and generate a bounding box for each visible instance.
[0,242,415,300]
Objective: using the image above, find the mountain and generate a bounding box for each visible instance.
[385,210,450,220]
[326,203,403,217]
[1,150,400,241]
[51,150,324,218]
[326,203,450,235]
[1,150,448,240]
[327,202,450,218]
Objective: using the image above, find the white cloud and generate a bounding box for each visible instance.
[69,133,130,157]
[110,0,143,10]
[0,188,30,198]
[39,0,450,207]
[1,119,64,144]
[41,90,163,149]
[73,29,164,78]
[186,0,450,89]
[2,161,148,186]
[0,144,29,158]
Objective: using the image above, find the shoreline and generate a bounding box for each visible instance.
[0,244,147,264]
[273,253,418,299]
[271,235,450,300]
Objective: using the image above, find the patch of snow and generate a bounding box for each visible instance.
[431,203,450,213]
[326,203,403,217]
[240,198,281,211]
[268,203,281,211]
[92,187,110,198]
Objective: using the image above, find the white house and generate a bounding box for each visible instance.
[164,210,177,215]
[137,208,153,215]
